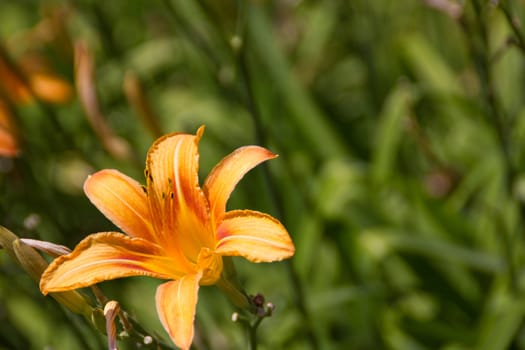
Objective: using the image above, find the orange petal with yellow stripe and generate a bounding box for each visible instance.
[156,273,202,350]
[203,146,277,223]
[40,232,185,294]
[215,210,295,262]
[84,169,156,242]
[145,127,212,260]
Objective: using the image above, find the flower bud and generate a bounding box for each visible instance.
[104,300,120,350]
[20,238,71,257]
[0,225,19,261]
[12,239,93,317]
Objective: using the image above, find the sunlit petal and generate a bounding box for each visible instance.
[203,146,277,223]
[40,232,185,294]
[146,127,213,259]
[215,210,295,262]
[84,169,156,242]
[156,273,202,350]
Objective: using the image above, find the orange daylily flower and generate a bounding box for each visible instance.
[40,126,295,349]
[0,100,19,157]
[0,53,71,158]
[0,53,72,105]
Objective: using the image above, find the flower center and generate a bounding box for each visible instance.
[197,247,223,285]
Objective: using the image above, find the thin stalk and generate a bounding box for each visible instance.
[234,3,320,349]
[463,0,522,292]
[248,322,258,350]
[161,0,222,70]
[499,0,525,54]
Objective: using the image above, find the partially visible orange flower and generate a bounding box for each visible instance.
[0,48,72,157]
[40,126,295,349]
[0,53,72,105]
[0,100,19,157]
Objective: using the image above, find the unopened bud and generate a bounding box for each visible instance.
[0,226,20,261]
[12,239,93,317]
[20,238,71,257]
[266,302,275,316]
[104,301,120,350]
[256,307,266,318]
[252,293,265,307]
[12,239,48,280]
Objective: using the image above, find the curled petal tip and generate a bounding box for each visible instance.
[196,125,205,135]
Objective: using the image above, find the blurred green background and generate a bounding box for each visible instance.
[2,0,525,349]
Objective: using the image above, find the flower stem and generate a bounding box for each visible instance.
[217,258,253,312]
[462,0,522,293]
[248,323,258,350]
[233,4,320,349]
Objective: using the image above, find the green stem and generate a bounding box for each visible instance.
[233,4,320,350]
[499,0,525,54]
[463,0,522,292]
[161,0,222,69]
[216,274,252,312]
[248,323,258,350]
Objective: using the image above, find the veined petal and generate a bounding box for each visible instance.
[84,169,156,242]
[40,232,186,294]
[156,273,202,350]
[203,146,277,224]
[146,126,212,259]
[215,210,295,262]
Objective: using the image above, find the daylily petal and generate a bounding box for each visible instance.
[146,127,213,260]
[84,169,156,242]
[215,210,295,262]
[0,127,18,157]
[40,232,185,294]
[0,56,32,104]
[0,100,19,157]
[29,73,72,104]
[203,146,277,224]
[156,273,202,350]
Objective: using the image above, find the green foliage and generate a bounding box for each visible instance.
[2,0,525,349]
